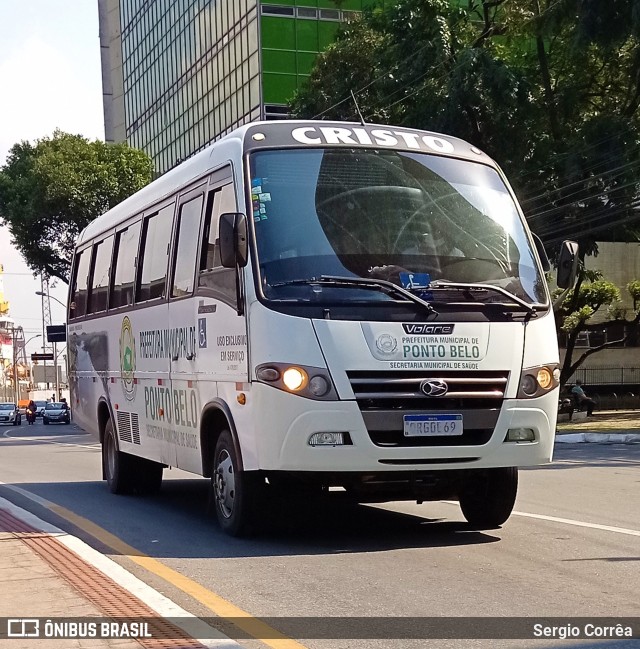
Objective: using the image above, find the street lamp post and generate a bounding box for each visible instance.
[24,334,42,391]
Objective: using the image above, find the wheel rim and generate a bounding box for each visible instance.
[214,450,235,519]
[106,431,116,481]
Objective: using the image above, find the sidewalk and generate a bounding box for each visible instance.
[556,409,640,444]
[0,501,237,649]
[0,531,140,649]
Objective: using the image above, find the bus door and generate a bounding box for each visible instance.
[190,170,250,470]
[167,183,208,472]
[133,202,174,466]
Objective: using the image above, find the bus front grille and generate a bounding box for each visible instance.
[347,370,508,447]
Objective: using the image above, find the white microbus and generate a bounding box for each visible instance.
[68,121,577,536]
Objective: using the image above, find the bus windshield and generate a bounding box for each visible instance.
[249,148,546,306]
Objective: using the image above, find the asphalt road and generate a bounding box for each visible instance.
[1,418,639,649]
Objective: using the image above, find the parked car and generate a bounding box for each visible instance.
[0,403,22,426]
[34,401,47,417]
[43,402,71,425]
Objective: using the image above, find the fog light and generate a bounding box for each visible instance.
[309,432,345,446]
[506,428,535,442]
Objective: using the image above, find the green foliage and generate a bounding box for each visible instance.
[557,279,620,331]
[0,130,153,283]
[627,279,640,304]
[606,300,628,321]
[291,0,640,258]
[561,305,594,333]
[556,271,637,384]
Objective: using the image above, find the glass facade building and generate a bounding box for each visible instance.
[99,0,382,174]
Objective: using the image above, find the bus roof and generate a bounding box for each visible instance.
[77,120,494,246]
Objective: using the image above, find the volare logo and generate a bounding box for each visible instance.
[402,323,455,335]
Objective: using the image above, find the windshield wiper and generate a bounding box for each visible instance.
[425,280,545,313]
[271,275,438,315]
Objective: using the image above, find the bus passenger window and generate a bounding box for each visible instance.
[110,222,141,309]
[137,204,174,302]
[172,194,204,298]
[69,248,91,319]
[87,236,114,314]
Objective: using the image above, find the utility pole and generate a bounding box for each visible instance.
[12,326,18,404]
[40,275,53,390]
[11,326,28,404]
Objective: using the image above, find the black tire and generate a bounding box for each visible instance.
[211,430,262,537]
[135,458,163,495]
[102,418,135,494]
[43,418,49,425]
[459,467,518,529]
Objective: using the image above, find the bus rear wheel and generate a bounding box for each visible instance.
[103,418,134,494]
[136,458,163,495]
[459,467,518,529]
[103,419,163,494]
[211,430,261,537]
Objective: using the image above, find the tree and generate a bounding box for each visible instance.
[290,0,640,259]
[555,269,640,386]
[0,130,153,283]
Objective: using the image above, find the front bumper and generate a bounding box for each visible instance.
[248,384,557,472]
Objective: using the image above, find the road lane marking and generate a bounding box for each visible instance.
[2,429,99,449]
[511,510,640,537]
[0,482,309,649]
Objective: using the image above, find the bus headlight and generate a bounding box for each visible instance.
[255,362,337,400]
[283,367,307,391]
[517,363,560,399]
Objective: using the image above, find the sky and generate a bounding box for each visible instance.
[0,1,104,358]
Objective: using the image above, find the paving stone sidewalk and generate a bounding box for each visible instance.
[0,532,140,649]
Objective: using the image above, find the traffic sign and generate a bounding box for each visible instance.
[46,324,66,343]
[31,352,54,361]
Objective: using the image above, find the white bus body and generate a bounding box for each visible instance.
[68,121,571,536]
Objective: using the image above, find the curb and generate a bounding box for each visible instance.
[555,432,640,444]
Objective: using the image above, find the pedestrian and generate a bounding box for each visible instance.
[570,380,595,416]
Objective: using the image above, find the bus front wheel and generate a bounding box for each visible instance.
[459,467,518,529]
[211,430,261,537]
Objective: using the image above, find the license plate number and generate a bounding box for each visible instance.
[403,414,463,436]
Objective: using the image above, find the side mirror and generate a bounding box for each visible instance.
[219,213,248,268]
[557,240,579,289]
[532,233,551,272]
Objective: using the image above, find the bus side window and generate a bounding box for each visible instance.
[110,221,141,309]
[136,203,174,303]
[198,183,237,301]
[87,235,114,314]
[69,248,91,319]
[171,193,204,298]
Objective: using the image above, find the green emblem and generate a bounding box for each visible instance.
[120,316,136,400]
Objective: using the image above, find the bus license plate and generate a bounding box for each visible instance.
[403,414,463,437]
